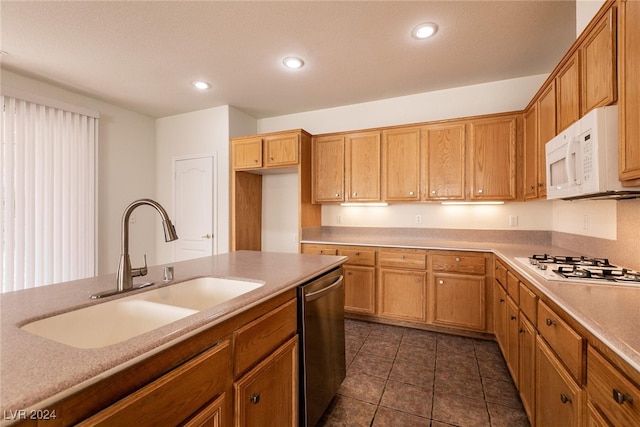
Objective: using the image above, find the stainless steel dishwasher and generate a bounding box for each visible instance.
[297,267,346,427]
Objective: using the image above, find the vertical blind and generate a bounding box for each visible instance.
[1,95,98,292]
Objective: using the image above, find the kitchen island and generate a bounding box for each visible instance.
[0,250,345,426]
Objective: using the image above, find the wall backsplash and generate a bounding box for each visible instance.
[552,198,640,270]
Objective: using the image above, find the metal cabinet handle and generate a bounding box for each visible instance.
[560,394,572,404]
[500,298,505,303]
[478,189,483,194]
[511,315,517,321]
[409,191,414,196]
[250,393,261,404]
[353,192,358,197]
[201,233,212,239]
[438,279,444,285]
[455,257,461,262]
[612,389,633,404]
[546,318,557,327]
[431,190,436,195]
[335,193,340,197]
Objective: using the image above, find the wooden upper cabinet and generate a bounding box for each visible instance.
[468,115,518,200]
[422,123,466,200]
[263,133,299,167]
[382,127,421,201]
[619,0,640,184]
[232,132,299,170]
[556,52,581,133]
[581,6,617,115]
[345,131,381,202]
[523,104,539,200]
[312,135,345,203]
[232,138,263,169]
[537,81,556,198]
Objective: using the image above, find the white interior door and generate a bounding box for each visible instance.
[173,155,215,261]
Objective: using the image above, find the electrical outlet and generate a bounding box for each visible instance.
[337,214,342,224]
[509,215,518,227]
[583,215,589,230]
[415,215,422,224]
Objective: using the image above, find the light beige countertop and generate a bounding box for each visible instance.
[302,227,640,375]
[0,250,346,415]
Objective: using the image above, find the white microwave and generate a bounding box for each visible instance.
[546,105,640,200]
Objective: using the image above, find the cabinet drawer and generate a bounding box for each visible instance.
[432,253,486,275]
[495,259,508,288]
[519,282,537,324]
[506,270,520,304]
[234,299,297,377]
[379,249,427,270]
[537,301,584,382]
[301,244,338,256]
[339,247,376,266]
[79,341,231,426]
[587,346,640,427]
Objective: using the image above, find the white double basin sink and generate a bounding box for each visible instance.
[21,277,264,349]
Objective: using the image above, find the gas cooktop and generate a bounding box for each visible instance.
[515,255,640,288]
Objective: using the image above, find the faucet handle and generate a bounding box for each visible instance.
[131,254,148,278]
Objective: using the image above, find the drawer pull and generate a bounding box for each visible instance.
[438,279,444,285]
[455,257,461,262]
[545,318,557,327]
[612,389,633,405]
[250,393,261,404]
[560,394,572,404]
[355,252,360,256]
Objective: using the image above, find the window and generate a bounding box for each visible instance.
[1,94,98,292]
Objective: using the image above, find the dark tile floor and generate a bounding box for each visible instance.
[317,320,531,427]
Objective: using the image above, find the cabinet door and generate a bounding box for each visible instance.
[536,336,583,427]
[537,81,556,198]
[493,281,508,355]
[468,116,518,200]
[378,269,426,322]
[519,314,536,426]
[382,127,421,201]
[264,134,299,167]
[581,7,617,115]
[619,0,640,183]
[346,132,381,201]
[506,297,519,385]
[234,336,298,427]
[233,138,263,169]
[183,394,225,427]
[524,104,539,200]
[432,273,485,331]
[312,136,345,203]
[423,123,466,200]
[556,53,581,133]
[343,265,376,314]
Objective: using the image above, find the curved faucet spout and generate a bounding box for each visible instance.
[116,198,178,291]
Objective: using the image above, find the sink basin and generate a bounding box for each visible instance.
[20,277,264,348]
[21,300,198,349]
[139,277,264,311]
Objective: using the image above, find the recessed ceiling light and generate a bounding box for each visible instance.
[192,80,211,90]
[412,22,438,39]
[283,57,304,69]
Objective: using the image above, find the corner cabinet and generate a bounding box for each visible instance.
[619,0,640,184]
[468,114,520,201]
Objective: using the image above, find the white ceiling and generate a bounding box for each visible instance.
[1,1,576,119]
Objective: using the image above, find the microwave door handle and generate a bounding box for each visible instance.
[566,136,578,185]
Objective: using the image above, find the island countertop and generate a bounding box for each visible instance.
[0,250,346,416]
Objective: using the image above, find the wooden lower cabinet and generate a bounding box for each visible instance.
[183,394,225,427]
[536,336,583,427]
[378,268,426,322]
[234,336,298,427]
[78,341,232,426]
[493,281,508,355]
[344,265,376,314]
[431,272,485,330]
[518,313,536,425]
[505,297,520,385]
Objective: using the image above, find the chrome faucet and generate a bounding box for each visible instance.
[91,198,178,299]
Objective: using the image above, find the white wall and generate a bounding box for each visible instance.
[577,0,607,36]
[154,105,257,263]
[0,70,157,275]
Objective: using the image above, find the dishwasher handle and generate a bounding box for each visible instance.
[304,275,344,302]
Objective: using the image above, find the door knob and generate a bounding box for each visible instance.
[201,233,213,239]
